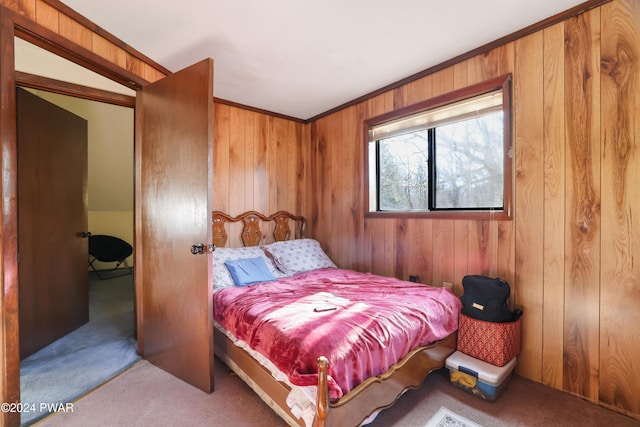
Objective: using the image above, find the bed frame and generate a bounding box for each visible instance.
[212,210,457,427]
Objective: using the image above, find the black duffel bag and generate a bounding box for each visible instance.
[461,275,519,323]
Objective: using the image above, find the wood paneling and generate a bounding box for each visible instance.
[599,0,640,417]
[10,0,34,18]
[2,0,639,422]
[514,30,545,383]
[1,0,164,85]
[58,12,92,50]
[92,33,126,69]
[212,103,309,248]
[229,105,247,220]
[340,105,359,268]
[563,9,601,402]
[305,0,639,420]
[34,0,57,33]
[542,22,566,391]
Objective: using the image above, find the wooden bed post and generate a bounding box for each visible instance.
[314,356,330,427]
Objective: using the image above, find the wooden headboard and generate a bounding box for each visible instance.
[212,210,305,248]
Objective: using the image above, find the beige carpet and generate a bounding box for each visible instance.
[35,359,283,427]
[37,358,640,427]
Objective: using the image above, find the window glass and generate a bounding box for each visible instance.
[365,74,512,219]
[378,130,429,211]
[434,111,504,209]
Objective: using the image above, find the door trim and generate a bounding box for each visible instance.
[11,11,146,92]
[1,8,20,426]
[16,71,136,108]
[1,6,151,426]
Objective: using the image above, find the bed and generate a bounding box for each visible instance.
[211,210,460,427]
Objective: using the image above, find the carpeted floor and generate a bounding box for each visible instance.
[20,271,140,426]
[28,271,640,427]
[37,356,640,427]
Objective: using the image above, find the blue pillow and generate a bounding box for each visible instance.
[224,257,276,286]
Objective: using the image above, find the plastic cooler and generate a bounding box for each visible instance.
[445,350,516,401]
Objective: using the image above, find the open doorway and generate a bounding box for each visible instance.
[15,40,138,426]
[2,14,214,427]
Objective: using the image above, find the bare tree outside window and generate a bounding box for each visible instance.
[378,131,429,210]
[365,74,512,219]
[434,112,503,209]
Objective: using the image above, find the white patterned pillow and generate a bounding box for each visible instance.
[213,246,284,291]
[262,239,336,275]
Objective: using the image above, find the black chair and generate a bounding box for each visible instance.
[88,234,133,279]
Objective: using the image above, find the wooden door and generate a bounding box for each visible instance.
[135,58,214,392]
[16,87,89,359]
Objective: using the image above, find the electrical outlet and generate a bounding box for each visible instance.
[442,281,452,290]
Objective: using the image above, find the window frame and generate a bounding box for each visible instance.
[364,74,513,220]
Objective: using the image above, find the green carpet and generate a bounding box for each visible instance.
[19,271,140,426]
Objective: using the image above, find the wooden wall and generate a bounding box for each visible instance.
[599,0,640,416]
[212,103,310,247]
[2,0,166,84]
[2,0,639,422]
[307,0,640,420]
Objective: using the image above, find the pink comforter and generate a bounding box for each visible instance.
[213,268,461,400]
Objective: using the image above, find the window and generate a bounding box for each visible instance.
[365,74,512,219]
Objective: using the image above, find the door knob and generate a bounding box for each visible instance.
[190,243,206,255]
[81,231,92,238]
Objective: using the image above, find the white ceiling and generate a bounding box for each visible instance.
[60,0,585,120]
